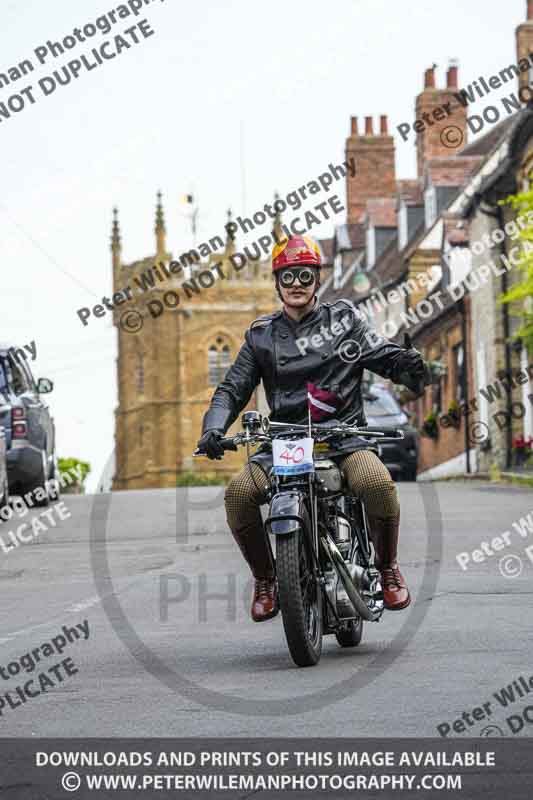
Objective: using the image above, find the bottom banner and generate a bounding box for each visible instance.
[1,738,532,799]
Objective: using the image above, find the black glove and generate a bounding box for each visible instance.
[400,348,427,377]
[397,349,432,398]
[197,429,225,460]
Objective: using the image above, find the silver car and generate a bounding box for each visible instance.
[0,424,8,511]
[0,344,55,506]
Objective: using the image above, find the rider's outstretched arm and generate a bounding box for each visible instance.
[202,330,261,435]
[342,302,430,394]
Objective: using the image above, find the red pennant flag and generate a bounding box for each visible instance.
[307,382,342,422]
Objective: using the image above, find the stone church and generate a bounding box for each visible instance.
[111,196,279,490]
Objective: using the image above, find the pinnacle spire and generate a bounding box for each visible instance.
[155,190,166,256]
[111,206,121,251]
[226,208,235,241]
[224,208,236,259]
[273,192,283,242]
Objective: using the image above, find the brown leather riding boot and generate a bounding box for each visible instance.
[232,527,279,622]
[368,513,411,611]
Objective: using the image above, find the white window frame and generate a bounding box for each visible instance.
[398,202,408,250]
[521,346,533,438]
[424,185,437,229]
[366,226,376,269]
[333,252,342,289]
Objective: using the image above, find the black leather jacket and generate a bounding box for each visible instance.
[202,298,423,435]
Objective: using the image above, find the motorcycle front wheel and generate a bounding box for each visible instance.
[276,529,323,667]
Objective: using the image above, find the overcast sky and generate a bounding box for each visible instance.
[1,0,526,490]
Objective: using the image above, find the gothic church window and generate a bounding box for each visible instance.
[208,338,231,386]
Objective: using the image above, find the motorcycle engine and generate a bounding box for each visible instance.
[324,511,372,624]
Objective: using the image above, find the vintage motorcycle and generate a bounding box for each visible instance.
[195,411,405,668]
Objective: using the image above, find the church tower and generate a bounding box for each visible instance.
[112,195,278,490]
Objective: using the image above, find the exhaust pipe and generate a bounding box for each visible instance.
[321,534,382,622]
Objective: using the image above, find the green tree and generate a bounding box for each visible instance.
[58,457,91,492]
[499,188,533,349]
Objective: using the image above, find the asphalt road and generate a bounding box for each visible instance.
[1,480,532,738]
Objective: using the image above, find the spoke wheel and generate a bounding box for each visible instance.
[276,528,323,667]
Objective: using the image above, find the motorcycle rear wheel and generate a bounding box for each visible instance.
[276,529,323,667]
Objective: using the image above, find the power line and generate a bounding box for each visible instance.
[0,203,99,299]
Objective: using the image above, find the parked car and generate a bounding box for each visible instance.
[0,344,57,505]
[363,383,419,481]
[0,424,8,511]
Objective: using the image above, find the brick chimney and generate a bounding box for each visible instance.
[415,62,467,178]
[516,1,533,94]
[345,114,396,224]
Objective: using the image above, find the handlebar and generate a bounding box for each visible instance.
[193,423,404,457]
[193,437,237,458]
[217,437,238,451]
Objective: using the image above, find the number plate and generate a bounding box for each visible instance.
[272,437,314,475]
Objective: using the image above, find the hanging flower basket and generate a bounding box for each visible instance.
[421,412,439,440]
[447,401,462,429]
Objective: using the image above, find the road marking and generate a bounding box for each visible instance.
[0,576,143,644]
[67,596,101,613]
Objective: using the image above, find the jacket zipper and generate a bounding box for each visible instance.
[272,324,279,416]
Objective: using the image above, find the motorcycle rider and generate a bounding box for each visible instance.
[197,234,430,622]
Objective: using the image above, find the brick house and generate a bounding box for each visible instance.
[321,1,533,477]
[451,110,533,472]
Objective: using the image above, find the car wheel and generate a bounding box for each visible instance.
[48,454,61,500]
[0,475,9,516]
[28,449,50,507]
[403,466,418,482]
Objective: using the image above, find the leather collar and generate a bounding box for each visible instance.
[281,297,322,328]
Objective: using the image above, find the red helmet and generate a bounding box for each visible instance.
[271,235,321,272]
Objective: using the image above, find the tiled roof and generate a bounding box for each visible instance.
[408,286,462,340]
[375,236,402,286]
[460,114,517,157]
[396,179,423,206]
[364,198,397,228]
[396,217,428,265]
[458,108,533,216]
[318,252,366,304]
[346,223,366,249]
[317,237,334,265]
[425,155,483,187]
[335,223,366,251]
